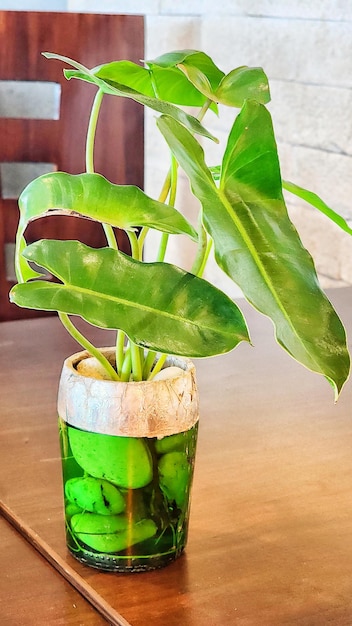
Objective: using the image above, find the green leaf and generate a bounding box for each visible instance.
[15,172,197,282]
[209,165,221,182]
[157,106,350,397]
[43,54,218,142]
[73,68,218,141]
[10,240,250,358]
[94,60,212,108]
[94,61,156,97]
[18,172,197,238]
[15,233,42,281]
[283,180,352,237]
[147,49,225,98]
[215,66,270,106]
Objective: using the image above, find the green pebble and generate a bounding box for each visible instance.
[65,476,125,515]
[155,432,186,454]
[71,511,128,534]
[65,502,83,520]
[68,427,153,489]
[71,512,157,553]
[158,451,190,508]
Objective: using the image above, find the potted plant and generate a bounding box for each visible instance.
[10,50,350,572]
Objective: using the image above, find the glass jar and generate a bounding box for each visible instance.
[58,349,199,572]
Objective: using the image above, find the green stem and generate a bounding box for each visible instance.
[86,88,118,250]
[148,353,168,380]
[156,233,169,263]
[116,330,125,376]
[191,211,209,276]
[156,155,178,263]
[120,348,132,382]
[169,155,178,207]
[142,350,157,379]
[137,226,148,259]
[103,224,119,250]
[158,169,172,203]
[127,230,140,260]
[86,89,104,174]
[197,237,213,278]
[197,98,213,122]
[137,163,173,262]
[188,99,214,278]
[58,312,120,381]
[130,341,143,381]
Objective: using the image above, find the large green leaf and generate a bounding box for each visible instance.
[157,107,350,397]
[94,60,212,108]
[10,240,250,357]
[17,172,197,237]
[15,172,197,281]
[43,53,217,142]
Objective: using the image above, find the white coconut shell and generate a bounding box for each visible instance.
[57,349,199,438]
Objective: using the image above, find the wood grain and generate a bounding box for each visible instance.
[0,516,108,625]
[0,287,352,625]
[0,500,131,626]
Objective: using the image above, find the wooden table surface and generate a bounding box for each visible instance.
[0,517,107,625]
[1,287,352,626]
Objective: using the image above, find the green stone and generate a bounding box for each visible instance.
[65,502,83,520]
[65,476,126,515]
[68,427,153,489]
[155,432,186,454]
[71,512,157,553]
[158,451,190,508]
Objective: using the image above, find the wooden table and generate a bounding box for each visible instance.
[1,287,352,625]
[0,517,107,625]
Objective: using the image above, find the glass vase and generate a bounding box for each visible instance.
[57,349,199,572]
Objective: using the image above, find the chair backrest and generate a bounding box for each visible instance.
[0,10,144,321]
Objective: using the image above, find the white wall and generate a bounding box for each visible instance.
[1,0,351,288]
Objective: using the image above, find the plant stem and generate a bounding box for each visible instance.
[138,153,177,264]
[130,341,143,381]
[169,154,178,206]
[86,88,118,250]
[142,350,157,379]
[86,89,104,174]
[148,353,168,380]
[115,329,125,376]
[127,230,140,260]
[58,312,120,381]
[137,226,148,259]
[156,233,169,263]
[191,211,211,277]
[103,224,119,250]
[156,155,178,263]
[197,237,213,278]
[120,348,132,382]
[84,86,121,372]
[158,169,172,203]
[197,98,213,122]
[190,99,214,278]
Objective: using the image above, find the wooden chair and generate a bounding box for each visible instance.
[0,10,144,321]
